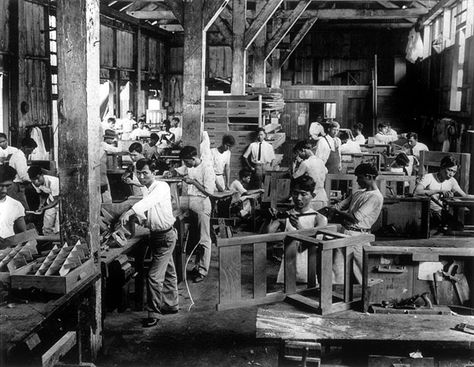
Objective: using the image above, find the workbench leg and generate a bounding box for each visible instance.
[134,242,148,311]
[89,277,102,360]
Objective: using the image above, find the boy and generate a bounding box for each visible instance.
[352,123,366,145]
[175,146,215,283]
[143,133,160,160]
[322,163,383,284]
[211,135,235,191]
[27,165,60,235]
[170,117,182,143]
[0,165,26,239]
[120,159,178,327]
[122,142,146,197]
[404,132,429,158]
[265,175,327,283]
[292,141,328,210]
[229,169,264,218]
[242,127,275,188]
[130,118,150,140]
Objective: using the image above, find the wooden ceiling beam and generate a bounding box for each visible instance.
[163,0,183,23]
[244,0,284,49]
[265,0,313,60]
[214,17,232,43]
[422,0,456,25]
[280,17,317,67]
[283,8,428,19]
[204,0,230,26]
[128,10,177,19]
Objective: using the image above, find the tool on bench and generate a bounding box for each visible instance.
[454,323,474,335]
[442,263,464,305]
[377,292,433,310]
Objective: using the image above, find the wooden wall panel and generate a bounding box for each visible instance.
[140,34,148,71]
[169,47,183,74]
[24,1,45,57]
[0,0,10,52]
[207,46,232,79]
[149,38,158,74]
[117,30,133,69]
[22,59,50,126]
[100,25,114,67]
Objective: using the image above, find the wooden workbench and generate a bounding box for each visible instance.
[101,226,150,311]
[256,303,474,349]
[0,273,101,365]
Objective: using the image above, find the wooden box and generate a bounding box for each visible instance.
[11,257,95,295]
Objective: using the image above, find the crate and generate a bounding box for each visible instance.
[11,257,95,295]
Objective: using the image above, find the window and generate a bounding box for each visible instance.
[449,0,467,111]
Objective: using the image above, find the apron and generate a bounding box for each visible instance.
[324,136,341,174]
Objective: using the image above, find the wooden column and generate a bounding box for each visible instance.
[231,0,246,95]
[250,0,266,87]
[182,0,205,148]
[270,18,282,88]
[56,0,101,252]
[136,27,146,116]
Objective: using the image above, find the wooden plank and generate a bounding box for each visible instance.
[265,0,312,60]
[286,293,320,312]
[244,0,284,49]
[365,245,474,256]
[231,0,246,95]
[57,0,101,253]
[307,243,317,288]
[319,249,333,313]
[256,306,474,347]
[344,246,353,302]
[253,242,267,299]
[422,0,455,25]
[249,0,266,87]
[41,331,76,367]
[218,246,241,302]
[284,239,297,294]
[217,291,286,311]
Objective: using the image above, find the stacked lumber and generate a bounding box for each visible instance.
[248,88,285,113]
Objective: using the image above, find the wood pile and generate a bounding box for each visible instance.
[247,88,285,113]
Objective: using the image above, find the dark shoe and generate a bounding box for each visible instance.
[193,274,205,283]
[142,318,159,327]
[161,308,179,315]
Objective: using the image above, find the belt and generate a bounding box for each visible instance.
[345,226,371,233]
[215,173,224,176]
[151,227,173,235]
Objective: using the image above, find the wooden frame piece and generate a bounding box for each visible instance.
[244,0,284,49]
[280,17,318,67]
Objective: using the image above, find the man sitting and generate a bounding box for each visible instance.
[265,175,327,284]
[340,131,362,155]
[27,165,60,235]
[0,165,26,240]
[352,123,366,145]
[404,132,429,159]
[322,163,384,284]
[229,169,264,218]
[373,123,400,144]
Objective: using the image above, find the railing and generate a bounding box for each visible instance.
[217,226,374,315]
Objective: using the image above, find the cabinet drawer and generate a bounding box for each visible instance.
[227,108,260,117]
[205,123,228,132]
[205,101,227,108]
[204,108,227,117]
[204,116,227,124]
[228,101,260,109]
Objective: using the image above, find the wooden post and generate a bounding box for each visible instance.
[56,0,101,253]
[270,18,282,88]
[250,0,266,87]
[231,0,246,95]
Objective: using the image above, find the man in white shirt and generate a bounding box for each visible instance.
[211,135,235,191]
[352,123,366,145]
[0,136,36,210]
[130,118,151,140]
[143,133,160,160]
[292,140,328,210]
[28,165,60,235]
[229,169,264,218]
[339,130,362,155]
[322,163,383,284]
[404,132,429,158]
[100,129,124,203]
[242,127,275,188]
[314,121,341,173]
[120,158,178,328]
[373,123,401,144]
[175,146,216,283]
[309,120,325,142]
[170,117,182,144]
[0,165,26,239]
[118,111,135,140]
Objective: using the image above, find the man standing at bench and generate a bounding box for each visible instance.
[242,127,275,188]
[120,159,178,328]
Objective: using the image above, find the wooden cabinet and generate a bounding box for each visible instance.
[204,95,262,181]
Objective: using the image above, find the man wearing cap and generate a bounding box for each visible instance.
[314,121,342,174]
[309,115,325,142]
[100,129,122,202]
